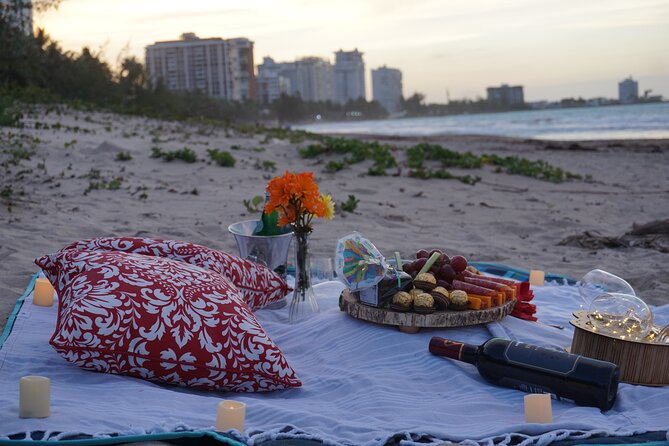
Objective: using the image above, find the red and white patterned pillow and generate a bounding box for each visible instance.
[35,249,301,392]
[61,237,289,311]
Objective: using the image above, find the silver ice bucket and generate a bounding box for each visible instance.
[228,220,293,279]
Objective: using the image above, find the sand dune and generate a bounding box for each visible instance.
[1,106,668,330]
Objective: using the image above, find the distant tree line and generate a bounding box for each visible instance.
[401,93,529,117]
[0,17,391,124]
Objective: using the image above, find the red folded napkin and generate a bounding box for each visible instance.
[511,282,537,321]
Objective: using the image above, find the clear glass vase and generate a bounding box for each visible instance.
[289,231,319,323]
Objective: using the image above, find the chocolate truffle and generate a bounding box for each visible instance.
[449,290,469,311]
[409,288,423,299]
[430,286,450,310]
[414,293,434,309]
[392,291,413,310]
[414,272,437,291]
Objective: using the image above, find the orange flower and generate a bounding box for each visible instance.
[264,171,333,232]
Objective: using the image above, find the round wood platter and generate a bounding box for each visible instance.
[339,289,516,333]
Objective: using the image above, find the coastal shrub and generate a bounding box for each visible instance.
[368,146,398,176]
[0,185,12,198]
[408,168,481,185]
[243,195,264,213]
[152,147,198,163]
[406,143,482,169]
[207,149,236,167]
[84,176,123,195]
[115,151,133,161]
[299,144,325,158]
[254,160,276,172]
[0,97,23,128]
[341,195,359,213]
[482,154,581,182]
[324,160,345,173]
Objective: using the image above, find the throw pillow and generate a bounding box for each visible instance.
[35,249,301,392]
[61,237,289,310]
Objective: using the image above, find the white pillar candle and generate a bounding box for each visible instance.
[524,393,552,423]
[19,376,50,418]
[215,400,245,432]
[529,270,545,287]
[33,278,55,307]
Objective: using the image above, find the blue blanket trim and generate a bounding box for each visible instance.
[470,261,578,285]
[0,430,245,446]
[0,272,38,349]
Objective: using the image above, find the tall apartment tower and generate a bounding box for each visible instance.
[618,77,639,104]
[227,38,257,102]
[256,57,291,104]
[486,84,524,106]
[294,57,335,102]
[145,33,256,102]
[0,0,33,34]
[334,49,365,104]
[372,66,403,114]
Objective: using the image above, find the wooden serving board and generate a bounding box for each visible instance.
[339,289,516,333]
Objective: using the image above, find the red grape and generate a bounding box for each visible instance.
[416,249,429,259]
[402,263,413,274]
[413,258,427,271]
[436,280,454,291]
[429,249,443,257]
[437,264,456,282]
[450,255,468,272]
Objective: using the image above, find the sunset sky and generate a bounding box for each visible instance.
[37,0,669,103]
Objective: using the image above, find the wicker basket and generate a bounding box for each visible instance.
[570,311,669,386]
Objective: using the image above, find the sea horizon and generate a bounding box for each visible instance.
[297,102,669,141]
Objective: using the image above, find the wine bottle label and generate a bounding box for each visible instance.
[497,378,576,404]
[504,342,580,376]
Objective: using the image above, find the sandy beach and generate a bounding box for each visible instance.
[1,106,668,331]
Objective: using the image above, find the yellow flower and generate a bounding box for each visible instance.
[321,194,335,221]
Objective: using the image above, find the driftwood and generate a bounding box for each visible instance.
[339,289,515,332]
[559,219,669,253]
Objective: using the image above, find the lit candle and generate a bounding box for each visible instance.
[524,393,552,423]
[529,270,545,287]
[19,376,50,418]
[215,400,245,432]
[33,278,55,307]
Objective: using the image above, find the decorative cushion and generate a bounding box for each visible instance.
[35,249,301,392]
[61,237,289,311]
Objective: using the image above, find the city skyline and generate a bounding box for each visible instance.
[36,0,669,103]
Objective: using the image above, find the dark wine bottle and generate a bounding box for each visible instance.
[255,192,284,236]
[429,337,619,411]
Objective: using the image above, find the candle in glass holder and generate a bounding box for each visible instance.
[529,270,545,287]
[215,400,245,432]
[19,376,50,418]
[33,278,55,307]
[524,393,552,423]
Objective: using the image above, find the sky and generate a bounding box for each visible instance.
[36,0,669,103]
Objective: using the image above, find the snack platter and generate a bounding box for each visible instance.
[339,289,517,333]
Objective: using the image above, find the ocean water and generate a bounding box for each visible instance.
[297,102,669,140]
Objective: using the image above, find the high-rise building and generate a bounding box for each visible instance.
[372,66,403,114]
[334,49,365,104]
[256,57,291,104]
[227,38,257,102]
[0,0,33,34]
[294,57,335,102]
[618,77,639,104]
[486,84,524,106]
[145,33,256,102]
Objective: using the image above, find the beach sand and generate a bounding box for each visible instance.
[1,106,668,331]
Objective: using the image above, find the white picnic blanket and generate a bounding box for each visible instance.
[0,275,668,445]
